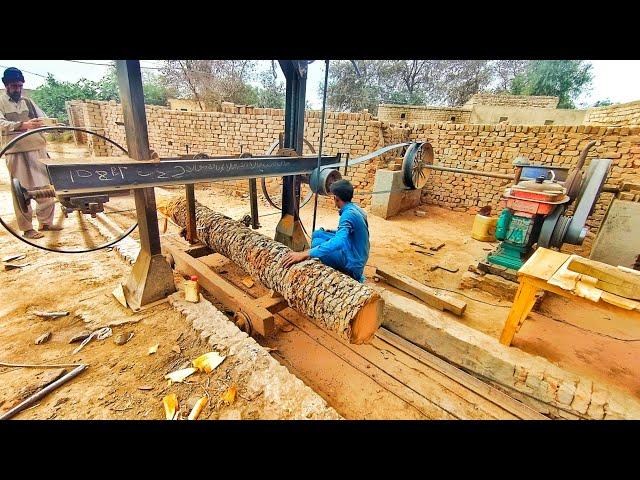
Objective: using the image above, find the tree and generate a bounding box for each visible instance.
[161,60,258,110]
[592,99,614,107]
[30,74,100,122]
[30,66,173,123]
[324,60,499,112]
[510,60,593,109]
[439,60,494,106]
[323,60,383,114]
[491,60,529,93]
[254,70,285,108]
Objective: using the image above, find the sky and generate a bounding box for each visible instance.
[0,60,638,109]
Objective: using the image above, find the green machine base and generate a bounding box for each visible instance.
[487,242,528,270]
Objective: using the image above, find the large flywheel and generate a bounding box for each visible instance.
[0,126,138,253]
[260,137,316,210]
[402,142,434,189]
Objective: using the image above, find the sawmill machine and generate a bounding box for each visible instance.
[0,60,431,313]
[485,141,612,270]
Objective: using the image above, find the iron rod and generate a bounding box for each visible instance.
[0,364,87,420]
[424,164,515,180]
[313,60,330,232]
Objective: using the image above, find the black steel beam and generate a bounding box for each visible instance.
[248,178,260,230]
[116,60,176,310]
[276,60,309,251]
[43,155,340,194]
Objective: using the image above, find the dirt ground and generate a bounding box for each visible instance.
[1,142,638,420]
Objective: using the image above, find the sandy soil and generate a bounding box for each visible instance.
[1,142,638,420]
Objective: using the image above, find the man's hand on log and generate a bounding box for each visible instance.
[282,250,310,268]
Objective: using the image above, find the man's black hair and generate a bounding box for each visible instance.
[2,67,25,85]
[329,179,354,202]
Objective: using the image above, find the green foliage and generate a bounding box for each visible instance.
[30,74,100,122]
[29,66,173,122]
[509,60,593,109]
[254,70,285,108]
[593,99,614,107]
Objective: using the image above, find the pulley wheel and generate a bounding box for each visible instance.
[0,125,138,254]
[260,137,316,210]
[402,142,434,189]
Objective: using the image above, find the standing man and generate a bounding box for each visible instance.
[0,67,58,239]
[282,179,370,283]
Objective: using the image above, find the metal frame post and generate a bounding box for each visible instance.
[185,183,198,243]
[248,178,260,229]
[116,60,176,310]
[275,60,309,251]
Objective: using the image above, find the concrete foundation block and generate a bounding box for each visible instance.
[370,169,422,219]
[381,289,640,419]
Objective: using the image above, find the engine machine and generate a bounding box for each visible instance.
[486,142,612,271]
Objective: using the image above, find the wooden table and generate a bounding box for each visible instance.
[499,248,640,346]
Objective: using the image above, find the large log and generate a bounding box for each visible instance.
[161,198,383,344]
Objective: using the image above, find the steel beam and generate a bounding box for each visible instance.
[41,154,340,194]
[116,60,176,310]
[276,60,309,251]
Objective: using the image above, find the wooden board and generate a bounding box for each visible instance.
[375,267,466,316]
[376,328,547,420]
[519,247,568,281]
[162,239,276,336]
[567,256,640,300]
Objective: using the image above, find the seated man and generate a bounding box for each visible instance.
[282,179,370,283]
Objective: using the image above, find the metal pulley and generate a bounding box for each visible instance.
[402,142,434,189]
[309,167,342,196]
[538,158,612,248]
[261,137,316,210]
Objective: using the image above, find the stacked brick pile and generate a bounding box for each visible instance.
[377,104,471,124]
[584,100,640,126]
[463,93,559,109]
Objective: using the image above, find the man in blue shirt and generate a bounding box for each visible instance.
[282,179,370,283]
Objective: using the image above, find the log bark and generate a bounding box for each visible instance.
[162,198,383,344]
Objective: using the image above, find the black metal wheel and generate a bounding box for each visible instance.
[402,142,434,190]
[233,311,253,336]
[0,126,138,253]
[260,137,316,210]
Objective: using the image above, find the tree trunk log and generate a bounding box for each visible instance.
[162,198,383,344]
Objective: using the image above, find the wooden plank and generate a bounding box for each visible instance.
[376,328,548,420]
[567,256,640,300]
[526,276,640,321]
[162,239,275,336]
[375,267,466,316]
[276,309,458,419]
[518,248,568,281]
[499,279,539,346]
[294,309,522,420]
[255,294,289,313]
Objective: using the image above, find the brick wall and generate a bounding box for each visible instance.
[377,104,471,124]
[74,100,387,208]
[411,123,640,254]
[584,100,640,126]
[73,100,640,255]
[65,100,88,144]
[464,93,559,109]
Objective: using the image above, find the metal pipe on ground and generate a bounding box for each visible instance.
[0,364,87,420]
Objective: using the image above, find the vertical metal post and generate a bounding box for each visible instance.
[185,183,198,243]
[116,60,176,310]
[312,60,330,232]
[275,60,309,251]
[248,178,260,229]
